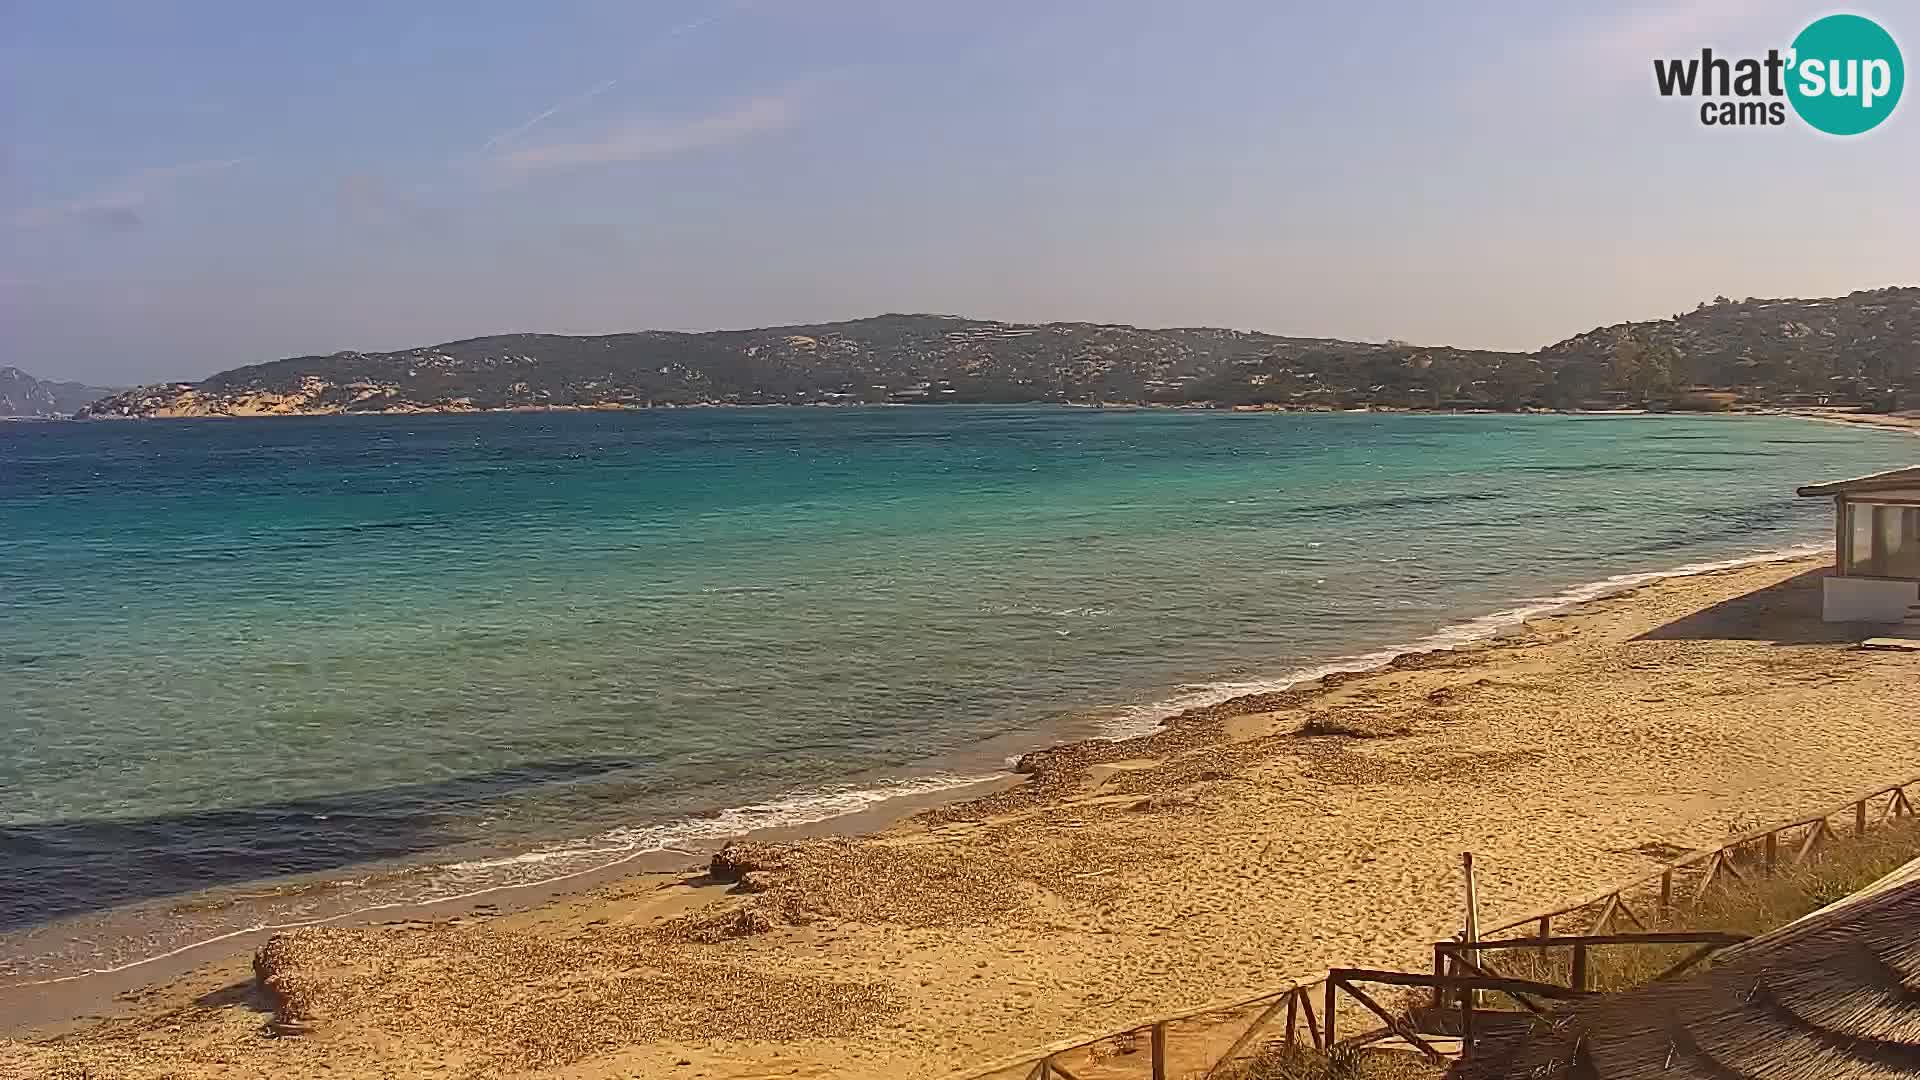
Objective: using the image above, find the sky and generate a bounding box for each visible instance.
[3,0,1917,385]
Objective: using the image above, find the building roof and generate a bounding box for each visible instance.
[1457,865,1920,1079]
[1798,466,1920,498]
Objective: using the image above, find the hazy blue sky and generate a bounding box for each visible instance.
[4,0,1916,384]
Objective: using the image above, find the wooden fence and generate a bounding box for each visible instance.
[1353,930,1746,1061]
[1477,775,1917,945]
[949,978,1327,1080]
[945,774,1919,1080]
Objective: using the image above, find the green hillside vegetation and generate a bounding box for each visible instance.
[76,288,1920,417]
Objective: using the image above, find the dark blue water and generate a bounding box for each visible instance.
[0,407,1909,979]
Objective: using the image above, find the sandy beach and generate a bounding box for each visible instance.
[1781,407,1920,436]
[7,556,1920,1080]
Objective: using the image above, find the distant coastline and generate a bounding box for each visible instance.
[54,399,1920,440]
[63,289,1920,420]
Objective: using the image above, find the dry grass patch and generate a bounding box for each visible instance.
[1215,1043,1446,1080]
[1481,814,1920,997]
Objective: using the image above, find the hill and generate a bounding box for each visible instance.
[74,288,1920,418]
[0,367,121,419]
[1535,287,1920,410]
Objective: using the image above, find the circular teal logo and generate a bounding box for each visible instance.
[1787,14,1904,135]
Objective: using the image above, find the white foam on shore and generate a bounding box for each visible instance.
[2,543,1825,991]
[1095,543,1825,738]
[0,772,1001,991]
[443,772,1002,873]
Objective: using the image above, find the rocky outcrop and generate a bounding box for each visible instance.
[0,367,120,418]
[75,377,484,418]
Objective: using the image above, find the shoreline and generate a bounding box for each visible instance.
[1776,406,1920,436]
[0,773,1018,1036]
[9,553,1920,1078]
[52,402,1920,426]
[1092,541,1830,738]
[12,551,1920,1079]
[0,540,1863,1040]
[0,542,1830,998]
[8,407,1909,1030]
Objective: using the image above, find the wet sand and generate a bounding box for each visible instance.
[7,557,1920,1080]
[0,775,1016,1037]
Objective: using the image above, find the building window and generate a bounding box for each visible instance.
[1845,501,1920,579]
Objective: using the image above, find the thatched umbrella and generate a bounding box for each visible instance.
[1460,858,1920,1079]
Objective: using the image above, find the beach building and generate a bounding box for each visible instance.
[1798,466,1920,622]
[1460,857,1920,1079]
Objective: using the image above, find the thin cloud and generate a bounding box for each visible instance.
[495,90,799,174]
[476,2,755,155]
[9,158,244,229]
[481,79,621,154]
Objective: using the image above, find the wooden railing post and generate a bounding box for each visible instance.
[1431,942,1448,1008]
[1460,978,1476,1061]
[1592,894,1620,934]
[1324,979,1338,1048]
[1463,853,1482,1005]
[1795,820,1825,865]
[950,774,1920,1080]
[1205,995,1293,1079]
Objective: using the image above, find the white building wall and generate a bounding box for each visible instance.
[1823,576,1920,623]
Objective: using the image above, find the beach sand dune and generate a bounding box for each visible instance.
[6,558,1920,1080]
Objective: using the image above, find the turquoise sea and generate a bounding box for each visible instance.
[0,408,1910,981]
